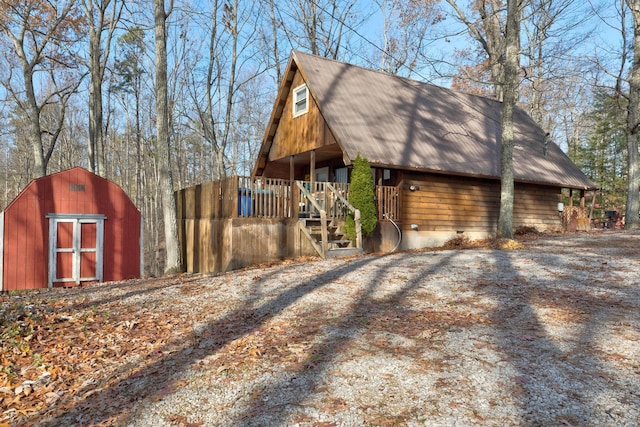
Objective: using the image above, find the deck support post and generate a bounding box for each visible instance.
[310,150,316,187]
[290,155,297,217]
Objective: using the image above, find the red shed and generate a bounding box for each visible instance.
[0,167,143,291]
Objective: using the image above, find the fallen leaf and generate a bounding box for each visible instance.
[513,376,530,384]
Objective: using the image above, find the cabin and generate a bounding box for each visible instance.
[252,50,596,247]
[176,51,596,274]
[0,167,143,291]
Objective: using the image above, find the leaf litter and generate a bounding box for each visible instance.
[1,231,639,426]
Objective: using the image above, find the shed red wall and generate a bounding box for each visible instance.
[2,167,141,291]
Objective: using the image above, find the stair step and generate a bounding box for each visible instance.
[308,227,341,235]
[328,239,351,245]
[325,247,362,258]
[299,217,360,259]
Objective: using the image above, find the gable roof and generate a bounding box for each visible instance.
[257,50,596,190]
[2,167,140,214]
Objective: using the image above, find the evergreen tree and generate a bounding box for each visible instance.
[575,90,627,217]
[344,153,377,240]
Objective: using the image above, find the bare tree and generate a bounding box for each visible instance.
[625,0,640,229]
[259,0,284,85]
[81,0,123,176]
[375,0,443,77]
[0,0,84,178]
[498,0,522,238]
[276,0,360,60]
[446,0,507,100]
[445,0,520,236]
[113,26,147,205]
[154,0,181,273]
[186,0,266,181]
[520,0,593,138]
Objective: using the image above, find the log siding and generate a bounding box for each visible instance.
[400,173,562,232]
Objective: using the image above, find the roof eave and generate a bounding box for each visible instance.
[252,56,299,177]
[370,162,597,190]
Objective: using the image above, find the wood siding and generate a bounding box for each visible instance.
[513,183,563,230]
[1,167,142,291]
[400,173,561,232]
[268,71,338,161]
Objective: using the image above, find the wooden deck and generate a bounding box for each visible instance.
[176,176,399,222]
[175,177,399,272]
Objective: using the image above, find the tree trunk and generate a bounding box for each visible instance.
[85,0,121,176]
[497,0,521,238]
[626,0,640,229]
[154,0,181,273]
[88,48,103,174]
[25,72,47,178]
[267,0,282,85]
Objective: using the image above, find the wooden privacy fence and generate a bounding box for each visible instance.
[176,176,399,221]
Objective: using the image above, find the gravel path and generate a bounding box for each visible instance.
[7,232,640,426]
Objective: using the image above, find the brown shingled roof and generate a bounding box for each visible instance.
[261,50,596,190]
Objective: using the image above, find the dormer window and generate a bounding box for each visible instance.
[293,84,309,117]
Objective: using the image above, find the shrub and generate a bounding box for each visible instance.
[344,154,377,241]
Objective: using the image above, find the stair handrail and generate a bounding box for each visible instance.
[326,183,362,250]
[296,181,328,257]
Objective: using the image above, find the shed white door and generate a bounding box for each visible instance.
[48,215,105,288]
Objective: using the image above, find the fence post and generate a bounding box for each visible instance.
[320,209,328,258]
[291,180,298,218]
[231,176,239,218]
[355,209,362,249]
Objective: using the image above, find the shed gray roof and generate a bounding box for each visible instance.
[267,51,596,190]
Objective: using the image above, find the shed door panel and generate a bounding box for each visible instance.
[49,216,104,287]
[54,221,75,281]
[79,222,98,279]
[56,222,74,249]
[79,251,97,278]
[55,252,74,280]
[81,222,96,248]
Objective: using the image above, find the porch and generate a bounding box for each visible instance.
[175,176,400,273]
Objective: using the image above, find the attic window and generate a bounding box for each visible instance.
[293,84,309,117]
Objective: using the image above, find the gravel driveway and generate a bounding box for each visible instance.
[4,231,639,426]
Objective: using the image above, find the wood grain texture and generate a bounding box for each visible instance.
[399,173,561,232]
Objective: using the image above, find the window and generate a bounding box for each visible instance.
[293,84,309,117]
[315,167,329,182]
[335,167,348,183]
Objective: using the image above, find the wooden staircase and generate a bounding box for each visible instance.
[296,181,363,259]
[298,218,363,258]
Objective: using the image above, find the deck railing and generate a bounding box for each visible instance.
[296,181,351,219]
[237,176,293,218]
[176,176,399,221]
[376,185,400,220]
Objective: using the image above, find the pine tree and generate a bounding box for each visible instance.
[576,90,627,218]
[344,153,377,240]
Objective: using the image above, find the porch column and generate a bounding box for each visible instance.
[310,150,316,186]
[290,155,297,218]
[289,155,295,183]
[569,189,573,208]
